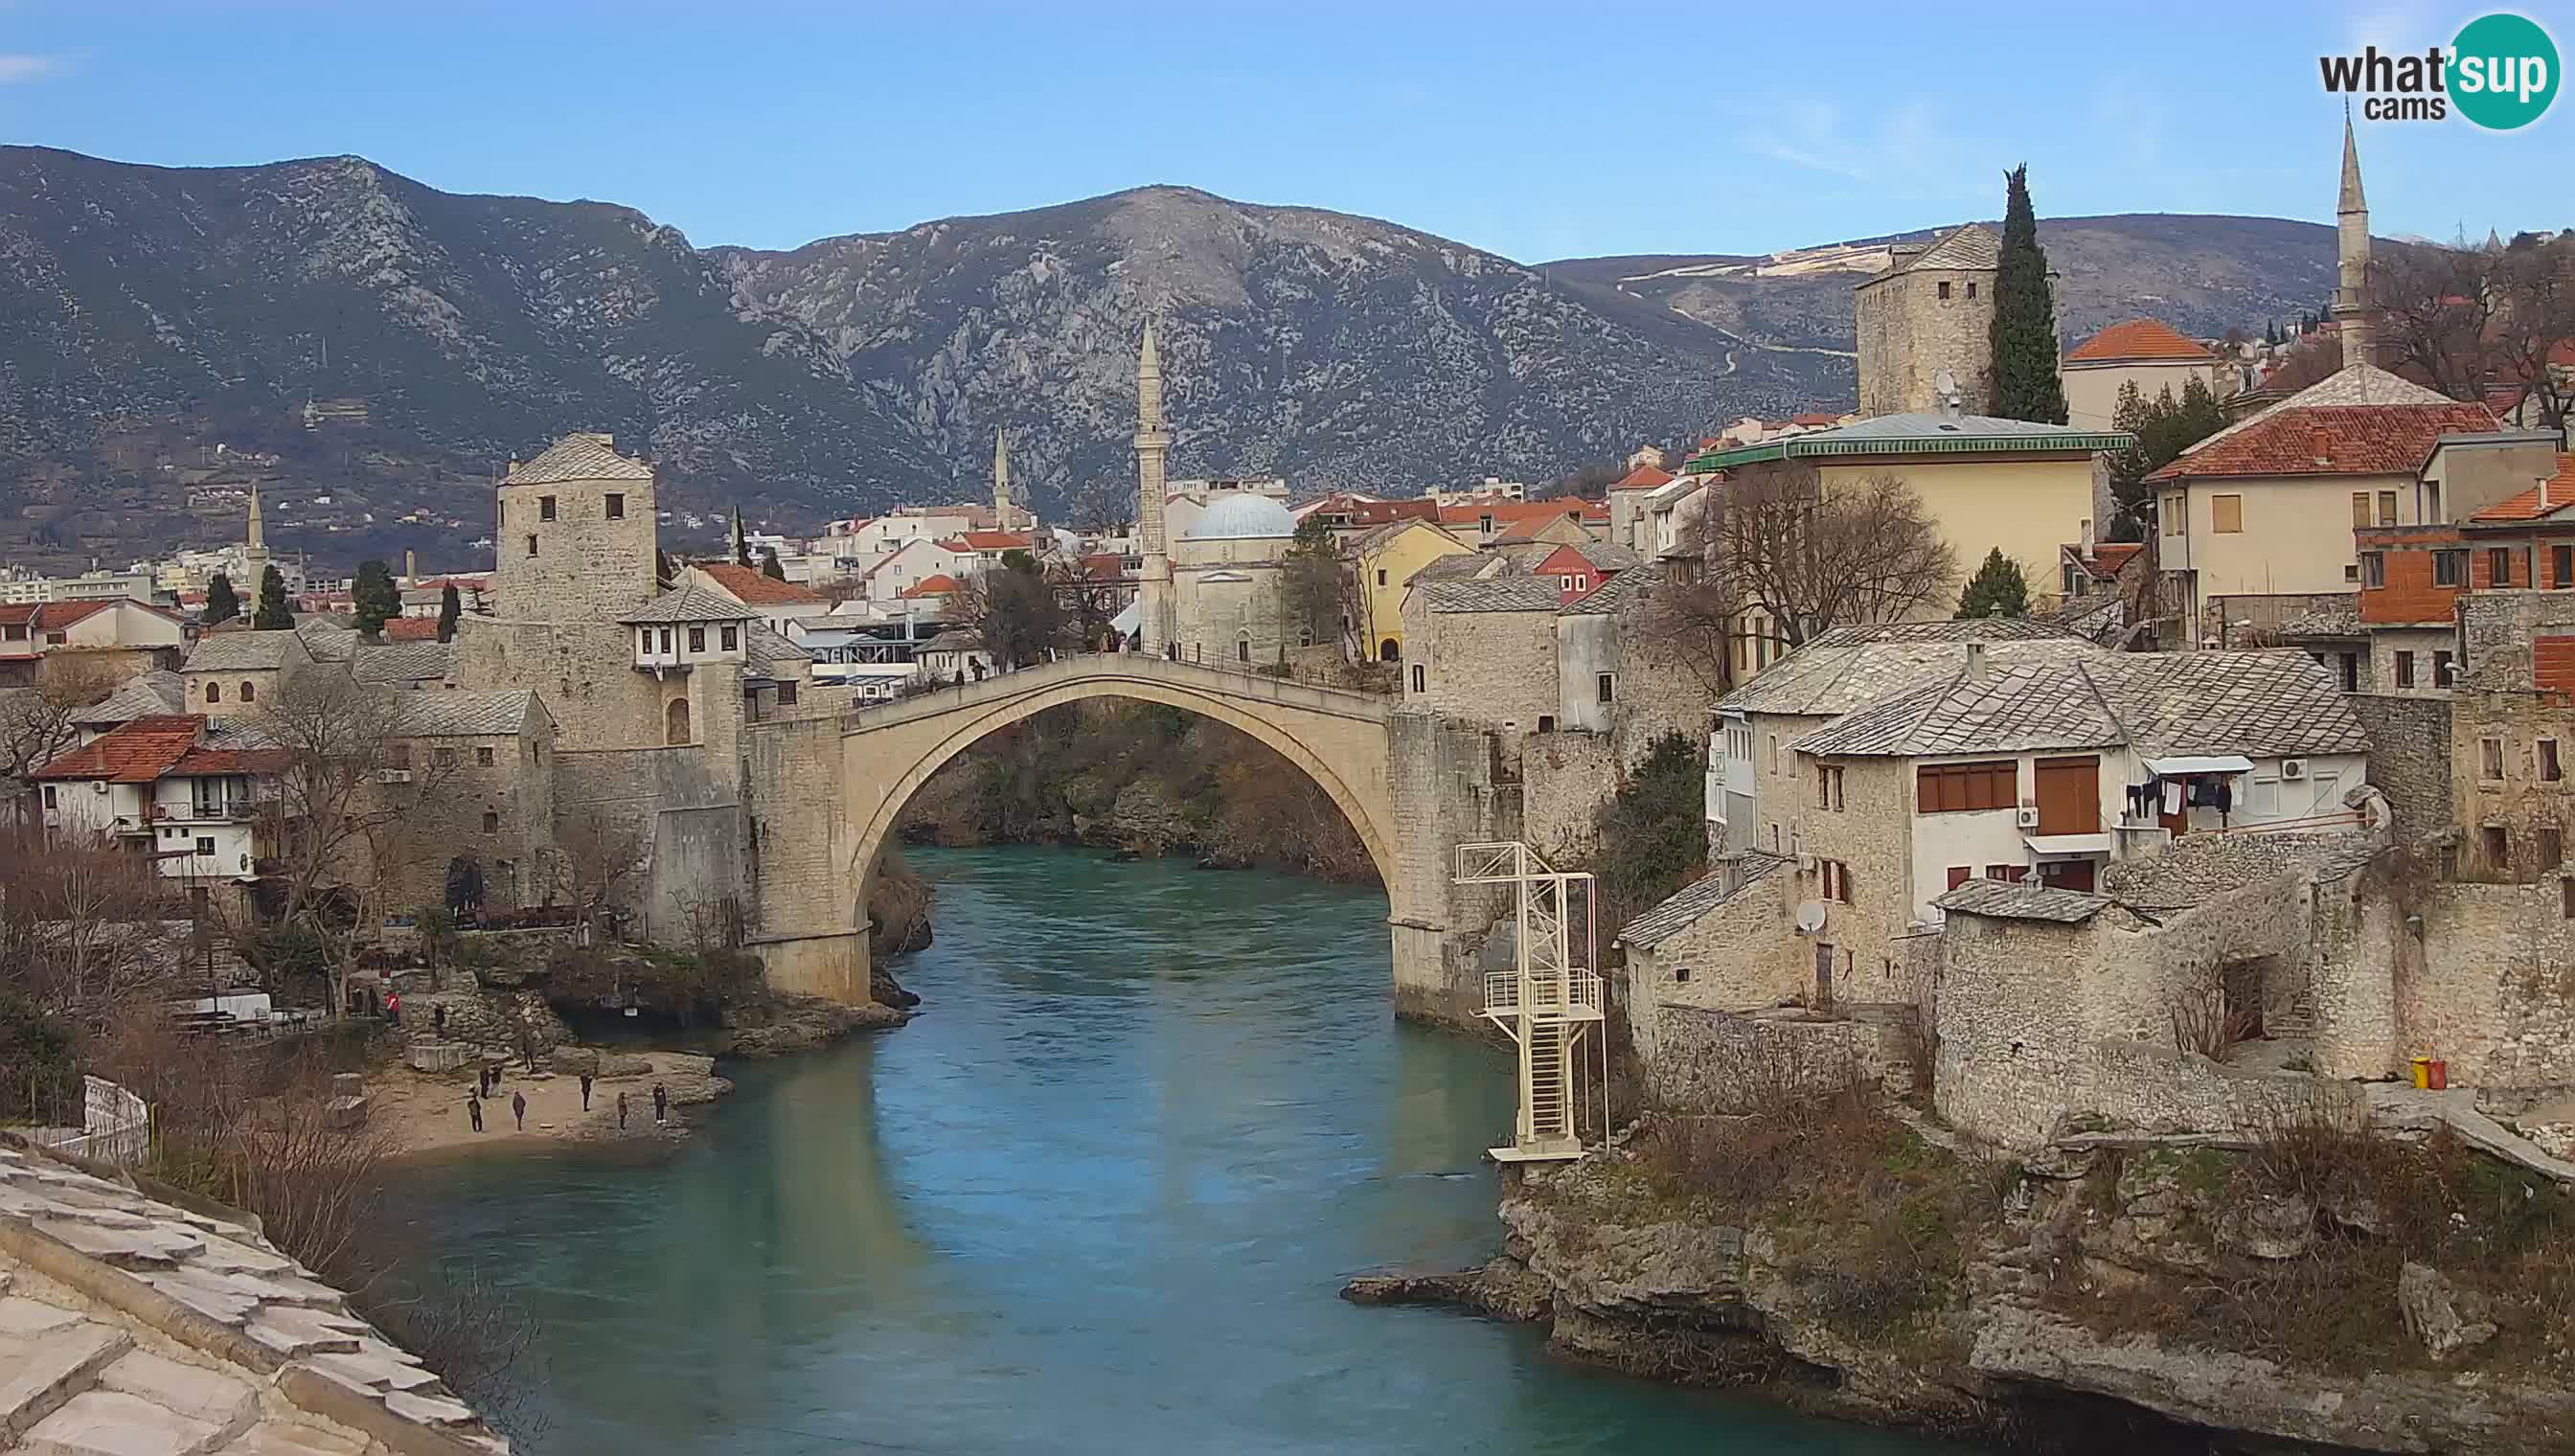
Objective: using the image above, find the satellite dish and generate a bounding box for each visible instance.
[1933,367,1959,398]
[1794,901,1828,935]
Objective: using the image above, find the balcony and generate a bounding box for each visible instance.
[1482,970,1605,1021]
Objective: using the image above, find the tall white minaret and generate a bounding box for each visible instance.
[991,427,1014,532]
[242,482,271,591]
[1134,324,1174,654]
[2334,113,2375,370]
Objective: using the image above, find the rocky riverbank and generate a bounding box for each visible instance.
[1347,1101,2575,1453]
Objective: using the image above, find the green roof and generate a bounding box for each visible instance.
[1685,411,2131,473]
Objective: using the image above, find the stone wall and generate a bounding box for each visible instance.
[2404,879,2575,1088]
[1384,710,1527,1026]
[1856,263,1995,418]
[1519,730,1623,862]
[2347,692,2455,843]
[553,742,741,945]
[2085,1037,2366,1137]
[1793,754,1918,1006]
[1644,1004,1918,1111]
[455,618,668,752]
[741,713,868,1002]
[492,466,659,625]
[374,720,558,916]
[1625,869,1805,1067]
[1404,595,1561,729]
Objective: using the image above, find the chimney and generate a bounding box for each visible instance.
[1965,641,1989,682]
[2080,517,2096,559]
[2311,427,2334,465]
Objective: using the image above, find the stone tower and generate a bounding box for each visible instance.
[1134,324,1174,653]
[241,481,270,590]
[492,433,659,623]
[2333,115,2376,370]
[1854,224,2004,418]
[991,428,1018,533]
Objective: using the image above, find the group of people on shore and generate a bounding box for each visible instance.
[462,1055,669,1135]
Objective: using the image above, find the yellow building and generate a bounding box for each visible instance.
[1682,405,2131,621]
[1352,518,1472,662]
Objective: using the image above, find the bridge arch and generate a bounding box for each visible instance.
[836,658,1404,983]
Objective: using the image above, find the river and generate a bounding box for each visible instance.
[387,846,1967,1455]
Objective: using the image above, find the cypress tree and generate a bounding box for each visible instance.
[436,583,462,643]
[760,546,786,581]
[353,558,399,636]
[1987,164,2068,424]
[252,565,293,630]
[1956,548,2031,619]
[204,573,239,626]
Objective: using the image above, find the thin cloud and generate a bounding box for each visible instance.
[0,53,66,83]
[1741,94,1991,207]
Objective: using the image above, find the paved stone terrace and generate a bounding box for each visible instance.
[0,1138,503,1456]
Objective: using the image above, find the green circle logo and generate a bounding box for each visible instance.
[2451,12,2559,129]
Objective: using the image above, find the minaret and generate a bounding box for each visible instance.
[2333,113,2375,370]
[1134,323,1174,654]
[991,427,1016,533]
[241,482,271,591]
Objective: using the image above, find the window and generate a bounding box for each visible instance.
[2481,737,2506,781]
[1966,282,1978,299]
[2351,491,2373,529]
[2484,825,2510,870]
[2556,545,2574,589]
[2434,550,2465,587]
[205,682,221,704]
[433,747,458,767]
[2433,650,2455,689]
[1537,715,1556,733]
[2377,489,2398,526]
[2564,878,2575,921]
[476,746,495,767]
[382,744,411,770]
[483,811,501,834]
[1937,281,1952,300]
[2540,826,2564,873]
[1946,866,1971,890]
[1816,764,1845,811]
[2361,552,2385,587]
[1916,760,2016,813]
[42,785,56,808]
[195,836,214,856]
[1410,664,1425,694]
[1478,515,1493,534]
[1596,672,1616,704]
[605,493,625,520]
[659,628,674,653]
[539,495,557,522]
[688,626,706,652]
[2490,547,2514,586]
[239,681,255,703]
[2542,739,2564,783]
[720,625,739,651]
[2211,494,2244,533]
[1674,965,1692,983]
[1560,576,1574,591]
[1819,859,1854,903]
[1574,575,1589,592]
[2395,650,2416,688]
[526,535,537,557]
[778,682,799,707]
[2424,482,2441,521]
[1984,864,2027,883]
[2345,564,2360,582]
[2162,494,2183,536]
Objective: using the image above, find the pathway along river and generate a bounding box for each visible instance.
[389,847,1971,1455]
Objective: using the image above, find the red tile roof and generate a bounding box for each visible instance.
[1437,499,1607,528]
[900,574,963,599]
[952,532,1034,553]
[2147,402,2499,482]
[2469,454,2575,523]
[695,561,827,606]
[1789,413,1843,427]
[32,716,205,783]
[1339,499,1440,525]
[0,604,34,628]
[1078,553,1132,581]
[2066,318,2219,365]
[1609,464,1675,491]
[382,616,444,642]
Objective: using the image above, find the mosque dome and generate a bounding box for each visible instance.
[1183,493,1297,541]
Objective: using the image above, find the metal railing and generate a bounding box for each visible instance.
[1482,969,1604,1017]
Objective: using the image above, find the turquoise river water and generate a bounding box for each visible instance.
[387,846,1971,1455]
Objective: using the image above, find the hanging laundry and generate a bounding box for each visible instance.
[2161,781,2183,815]
[2215,780,2233,814]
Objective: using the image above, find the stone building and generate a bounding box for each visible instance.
[1168,491,1300,665]
[376,690,558,915]
[1854,223,2019,418]
[179,630,313,717]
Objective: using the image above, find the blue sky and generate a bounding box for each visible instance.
[3,1,2565,261]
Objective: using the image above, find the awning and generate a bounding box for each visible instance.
[2022,832,2113,856]
[2142,755,2254,777]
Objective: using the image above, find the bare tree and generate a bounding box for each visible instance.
[2491,233,2575,429]
[0,667,118,827]
[556,808,647,942]
[0,830,186,1047]
[2373,239,2500,399]
[1645,463,1957,686]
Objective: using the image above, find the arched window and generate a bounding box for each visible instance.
[239,681,256,703]
[665,696,693,746]
[205,682,220,704]
[1236,633,1251,663]
[1379,639,1401,663]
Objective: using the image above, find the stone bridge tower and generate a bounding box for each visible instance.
[1134,325,1174,653]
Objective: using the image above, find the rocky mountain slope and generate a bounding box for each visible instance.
[0,145,2351,566]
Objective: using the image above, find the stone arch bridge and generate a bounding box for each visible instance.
[745,655,1502,1022]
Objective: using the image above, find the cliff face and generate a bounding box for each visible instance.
[1351,1108,2575,1453]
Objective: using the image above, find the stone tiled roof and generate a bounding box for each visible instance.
[2042,590,2127,646]
[2065,318,2218,365]
[387,690,539,739]
[75,671,185,726]
[2146,402,2499,483]
[1717,622,2088,719]
[1792,648,2369,760]
[1560,565,1664,615]
[618,586,759,626]
[0,1137,503,1454]
[1931,877,2110,922]
[1417,578,1569,614]
[501,432,650,487]
[182,631,306,673]
[1617,853,1788,949]
[1881,224,2000,275]
[743,623,809,673]
[350,640,457,686]
[293,622,362,663]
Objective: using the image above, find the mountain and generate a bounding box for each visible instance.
[0,146,2353,569]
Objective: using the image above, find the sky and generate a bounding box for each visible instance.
[2,1,2567,262]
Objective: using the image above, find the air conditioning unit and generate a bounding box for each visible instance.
[2016,807,2040,829]
[1795,852,1817,873]
[372,768,413,784]
[2281,758,2308,780]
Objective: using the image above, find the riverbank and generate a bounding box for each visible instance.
[373,1052,730,1157]
[1346,1095,2575,1453]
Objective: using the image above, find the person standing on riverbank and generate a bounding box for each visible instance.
[512,1089,527,1131]
[580,1072,595,1110]
[467,1092,483,1133]
[617,1091,628,1128]
[651,1082,668,1124]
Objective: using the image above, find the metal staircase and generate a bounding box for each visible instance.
[1457,841,1604,1163]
